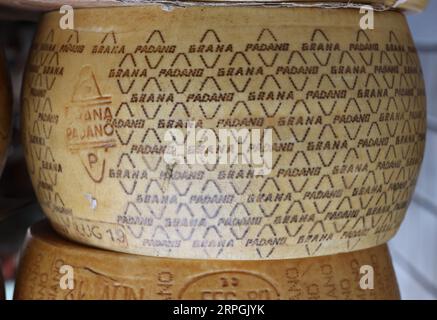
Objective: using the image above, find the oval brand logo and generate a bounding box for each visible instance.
[178,271,280,300]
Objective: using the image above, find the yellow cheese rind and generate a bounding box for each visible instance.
[22,6,426,259]
[194,1,429,12]
[0,50,12,176]
[14,220,400,300]
[0,0,429,12]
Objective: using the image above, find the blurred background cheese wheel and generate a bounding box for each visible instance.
[0,270,4,300]
[21,6,426,260]
[0,0,429,13]
[0,49,11,176]
[14,220,400,300]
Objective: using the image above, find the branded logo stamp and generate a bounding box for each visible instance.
[65,66,116,183]
[179,271,280,300]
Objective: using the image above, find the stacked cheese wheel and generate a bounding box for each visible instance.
[14,221,400,300]
[16,2,426,299]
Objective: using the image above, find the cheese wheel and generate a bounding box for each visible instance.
[0,49,12,176]
[195,1,429,12]
[14,220,400,300]
[21,6,426,260]
[0,0,429,13]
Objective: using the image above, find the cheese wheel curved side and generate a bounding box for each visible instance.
[14,220,400,300]
[21,6,426,259]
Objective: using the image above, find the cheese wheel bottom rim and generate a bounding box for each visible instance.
[22,6,426,260]
[14,220,400,300]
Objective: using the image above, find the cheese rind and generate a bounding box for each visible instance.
[0,0,429,12]
[14,220,400,300]
[21,6,426,259]
[192,0,430,12]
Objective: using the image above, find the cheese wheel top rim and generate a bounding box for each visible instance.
[0,0,429,13]
[40,6,412,33]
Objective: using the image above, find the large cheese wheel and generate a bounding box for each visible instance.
[0,50,12,176]
[14,220,400,300]
[0,0,429,12]
[21,6,426,260]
